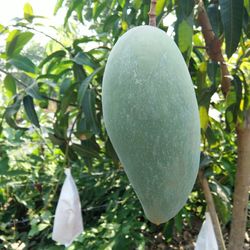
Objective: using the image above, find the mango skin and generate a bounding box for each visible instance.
[102,26,200,225]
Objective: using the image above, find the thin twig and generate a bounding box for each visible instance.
[40,95,77,107]
[13,24,69,52]
[0,68,27,88]
[8,200,125,227]
[43,112,80,210]
[148,0,157,26]
[194,45,208,49]
[198,170,226,250]
[64,113,79,168]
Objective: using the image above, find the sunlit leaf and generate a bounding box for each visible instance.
[156,0,165,16]
[24,2,34,22]
[4,74,16,98]
[118,0,126,8]
[177,20,193,53]
[132,0,142,10]
[6,30,33,58]
[54,0,64,15]
[64,0,83,26]
[199,106,209,131]
[93,2,106,20]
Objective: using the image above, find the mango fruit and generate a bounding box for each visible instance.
[102,26,200,224]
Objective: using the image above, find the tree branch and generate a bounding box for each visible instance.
[0,68,77,107]
[198,170,226,250]
[41,95,77,107]
[197,0,231,97]
[11,24,69,53]
[148,0,157,26]
[229,127,250,250]
[0,68,27,88]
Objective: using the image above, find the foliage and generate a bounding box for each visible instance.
[0,0,249,249]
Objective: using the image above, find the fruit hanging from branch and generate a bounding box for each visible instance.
[102,25,200,225]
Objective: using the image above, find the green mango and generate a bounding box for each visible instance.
[102,26,200,224]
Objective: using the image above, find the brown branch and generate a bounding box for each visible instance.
[148,0,157,26]
[228,127,250,250]
[197,0,231,97]
[197,2,249,249]
[198,171,226,250]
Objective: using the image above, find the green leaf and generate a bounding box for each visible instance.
[225,75,242,131]
[77,67,103,107]
[0,158,9,175]
[81,89,99,135]
[219,0,244,57]
[54,0,64,15]
[103,15,120,32]
[48,133,65,145]
[93,2,106,20]
[156,0,166,16]
[205,126,219,146]
[211,181,231,224]
[3,74,16,98]
[60,85,76,114]
[23,95,40,128]
[5,95,26,130]
[26,82,43,100]
[71,143,100,159]
[0,23,5,33]
[207,61,219,85]
[60,78,71,95]
[207,4,223,37]
[39,50,66,68]
[243,8,250,38]
[9,55,37,74]
[174,210,183,233]
[118,0,126,8]
[105,138,119,163]
[6,30,33,58]
[132,0,142,10]
[72,52,97,69]
[24,2,34,22]
[245,0,250,15]
[177,20,193,53]
[175,18,193,63]
[176,0,195,18]
[54,112,69,139]
[64,0,83,26]
[75,1,84,23]
[199,106,209,131]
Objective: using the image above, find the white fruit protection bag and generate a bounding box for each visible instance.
[52,168,83,247]
[195,212,218,250]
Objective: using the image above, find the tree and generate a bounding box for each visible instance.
[0,0,249,249]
